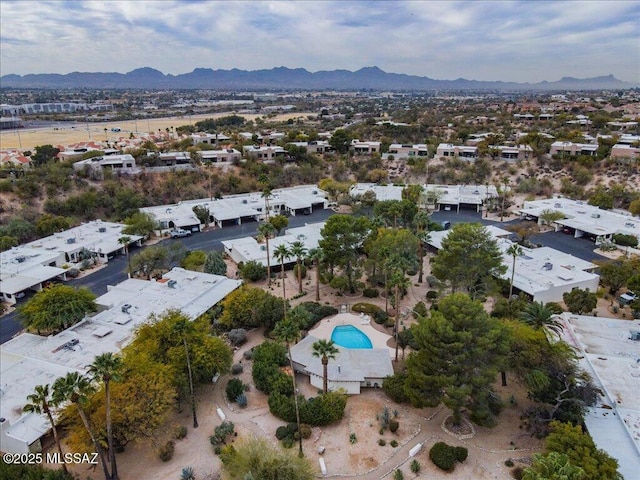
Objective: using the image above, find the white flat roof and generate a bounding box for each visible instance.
[520,198,639,238]
[0,267,241,447]
[557,314,640,479]
[349,183,499,206]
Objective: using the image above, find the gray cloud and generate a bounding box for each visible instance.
[1,0,638,82]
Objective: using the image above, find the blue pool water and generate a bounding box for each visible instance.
[331,325,373,349]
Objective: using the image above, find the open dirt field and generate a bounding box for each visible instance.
[0,111,315,151]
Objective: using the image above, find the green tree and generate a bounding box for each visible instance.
[373,200,417,228]
[538,209,566,226]
[595,259,635,294]
[272,317,304,457]
[117,235,132,276]
[35,214,72,237]
[544,421,621,480]
[405,293,509,425]
[562,288,597,314]
[219,286,284,331]
[311,339,339,394]
[506,243,523,299]
[520,302,564,337]
[220,438,314,479]
[258,222,276,285]
[629,199,640,216]
[0,217,35,242]
[289,240,308,295]
[88,353,123,480]
[523,452,585,480]
[129,245,168,279]
[588,186,614,210]
[319,214,371,293]
[203,250,227,275]
[431,223,506,297]
[328,129,352,154]
[53,372,111,480]
[19,284,97,333]
[269,214,289,235]
[413,211,431,283]
[23,384,68,474]
[181,250,206,271]
[122,211,158,237]
[307,247,324,302]
[32,144,60,166]
[192,205,210,228]
[0,235,18,251]
[402,184,424,205]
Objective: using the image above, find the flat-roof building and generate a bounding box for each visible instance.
[0,268,241,454]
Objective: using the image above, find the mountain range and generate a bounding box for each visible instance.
[1,66,635,91]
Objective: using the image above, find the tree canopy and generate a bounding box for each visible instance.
[431,223,506,296]
[19,284,97,333]
[405,293,509,425]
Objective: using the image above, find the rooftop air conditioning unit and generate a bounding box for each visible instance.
[121,304,132,314]
[629,330,640,341]
[591,213,601,219]
[242,199,248,204]
[98,227,107,232]
[554,203,562,208]
[67,238,76,244]
[16,256,26,263]
[168,280,177,289]
[543,262,553,270]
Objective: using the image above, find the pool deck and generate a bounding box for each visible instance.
[309,312,395,358]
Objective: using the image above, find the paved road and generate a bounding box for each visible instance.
[0,209,335,345]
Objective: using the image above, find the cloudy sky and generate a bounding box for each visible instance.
[1,0,639,83]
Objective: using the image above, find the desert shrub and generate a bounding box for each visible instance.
[511,466,524,479]
[230,363,244,375]
[242,349,253,360]
[210,421,235,445]
[173,425,188,440]
[275,425,290,440]
[412,301,428,318]
[158,440,175,462]
[429,442,457,471]
[426,275,442,288]
[269,391,347,426]
[454,446,468,462]
[378,439,386,446]
[505,459,514,467]
[410,459,421,473]
[236,394,248,408]
[350,433,357,444]
[390,439,398,447]
[613,233,638,247]
[393,469,403,480]
[226,378,245,402]
[281,436,294,449]
[363,287,379,298]
[352,302,389,324]
[295,302,338,328]
[239,260,267,281]
[299,424,312,439]
[66,268,80,278]
[228,328,248,346]
[426,290,439,300]
[389,419,399,433]
[383,373,408,403]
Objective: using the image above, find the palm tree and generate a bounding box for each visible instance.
[390,271,410,362]
[273,243,291,301]
[88,353,123,480]
[258,222,276,286]
[307,247,324,302]
[413,211,430,284]
[118,235,132,277]
[521,301,564,337]
[311,339,339,394]
[507,243,523,299]
[289,240,308,295]
[53,372,111,480]
[173,317,198,428]
[24,384,67,474]
[273,317,304,457]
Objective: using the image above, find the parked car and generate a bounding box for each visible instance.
[619,291,637,306]
[170,228,192,238]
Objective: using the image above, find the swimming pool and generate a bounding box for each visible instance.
[331,325,373,349]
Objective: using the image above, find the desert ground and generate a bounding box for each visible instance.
[0,111,315,151]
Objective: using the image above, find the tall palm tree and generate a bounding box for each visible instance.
[520,301,564,337]
[24,384,68,474]
[118,235,132,277]
[311,339,339,394]
[390,271,410,362]
[53,372,111,480]
[289,240,308,295]
[273,317,304,457]
[173,318,198,428]
[507,243,523,299]
[273,243,291,301]
[307,247,324,302]
[413,211,430,284]
[258,222,276,286]
[88,353,123,480]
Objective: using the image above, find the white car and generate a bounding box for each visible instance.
[170,228,192,238]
